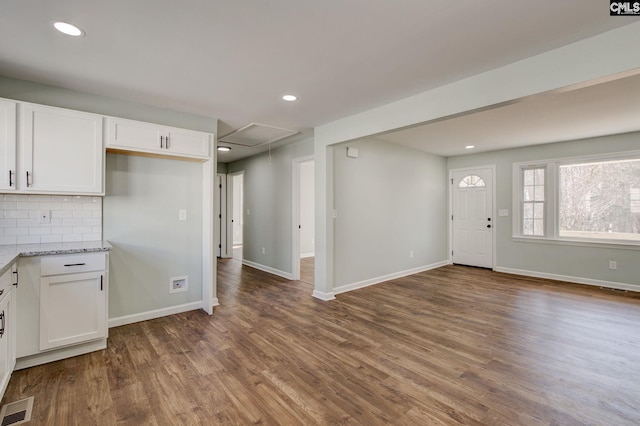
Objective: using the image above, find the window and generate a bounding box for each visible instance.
[522,168,545,236]
[458,175,485,188]
[514,152,640,245]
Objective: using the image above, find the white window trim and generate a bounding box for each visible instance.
[513,149,640,249]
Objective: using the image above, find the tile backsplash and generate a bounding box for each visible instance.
[0,194,102,245]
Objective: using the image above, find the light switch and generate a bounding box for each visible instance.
[179,209,187,221]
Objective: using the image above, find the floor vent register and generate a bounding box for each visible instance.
[0,397,33,425]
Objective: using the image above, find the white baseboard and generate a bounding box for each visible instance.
[211,297,220,307]
[108,301,203,328]
[242,259,293,280]
[16,339,107,370]
[494,266,640,293]
[334,260,450,295]
[300,252,315,259]
[312,289,336,301]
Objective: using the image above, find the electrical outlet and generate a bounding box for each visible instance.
[39,210,51,224]
[169,276,189,294]
[409,250,414,258]
[609,261,617,270]
[178,209,187,221]
[262,247,266,255]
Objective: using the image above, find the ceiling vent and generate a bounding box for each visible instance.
[219,123,299,147]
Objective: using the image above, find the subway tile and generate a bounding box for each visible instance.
[3,195,28,201]
[62,203,79,211]
[92,211,102,218]
[40,235,63,244]
[92,226,102,233]
[0,236,17,245]
[73,226,92,234]
[3,210,28,219]
[28,210,40,219]
[72,210,92,218]
[82,203,101,211]
[82,233,102,242]
[49,218,63,226]
[51,226,73,234]
[0,219,17,228]
[29,227,51,236]
[50,196,69,202]
[16,202,40,210]
[17,218,39,227]
[51,211,73,219]
[39,202,62,211]
[62,218,83,226]
[62,234,83,243]
[4,227,29,236]
[28,195,51,202]
[73,196,90,204]
[0,202,17,210]
[82,217,101,226]
[17,235,41,244]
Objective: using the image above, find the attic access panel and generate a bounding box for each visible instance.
[219,123,299,147]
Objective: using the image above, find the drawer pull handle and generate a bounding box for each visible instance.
[63,263,86,267]
[0,310,5,337]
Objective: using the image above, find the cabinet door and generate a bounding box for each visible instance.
[39,271,106,351]
[20,103,104,194]
[166,127,211,159]
[106,117,165,152]
[0,99,17,191]
[0,291,13,399]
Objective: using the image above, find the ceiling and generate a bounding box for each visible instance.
[0,1,637,162]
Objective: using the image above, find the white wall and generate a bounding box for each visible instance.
[227,138,314,277]
[232,174,243,246]
[447,132,640,290]
[333,138,448,291]
[299,161,315,257]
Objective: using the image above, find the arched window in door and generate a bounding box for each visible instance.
[458,175,486,188]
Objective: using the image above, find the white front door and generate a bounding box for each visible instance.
[452,168,493,268]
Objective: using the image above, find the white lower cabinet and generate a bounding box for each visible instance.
[16,252,108,369]
[0,266,16,400]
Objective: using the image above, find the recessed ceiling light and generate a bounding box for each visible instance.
[54,21,84,37]
[217,146,231,152]
[282,94,297,102]
[465,145,475,149]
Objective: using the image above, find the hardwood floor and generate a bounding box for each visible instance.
[299,256,314,285]
[3,262,640,425]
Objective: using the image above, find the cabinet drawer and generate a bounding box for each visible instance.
[40,253,106,276]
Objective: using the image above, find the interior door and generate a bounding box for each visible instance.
[452,168,493,268]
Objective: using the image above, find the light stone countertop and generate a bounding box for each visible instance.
[0,241,112,276]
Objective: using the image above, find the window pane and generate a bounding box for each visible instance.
[534,186,545,201]
[559,158,640,241]
[523,219,533,235]
[533,219,544,236]
[534,202,544,219]
[524,169,534,185]
[523,203,533,219]
[535,168,545,185]
[524,186,533,201]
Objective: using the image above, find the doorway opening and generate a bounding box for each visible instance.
[229,172,244,261]
[216,173,227,258]
[293,157,315,284]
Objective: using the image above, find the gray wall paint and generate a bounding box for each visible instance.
[217,163,228,174]
[447,132,640,287]
[300,161,315,256]
[333,138,448,287]
[104,154,204,317]
[227,138,314,274]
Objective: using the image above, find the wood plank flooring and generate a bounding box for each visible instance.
[299,256,314,285]
[3,262,640,425]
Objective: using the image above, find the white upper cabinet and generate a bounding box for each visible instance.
[106,117,211,160]
[19,103,104,195]
[0,99,17,191]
